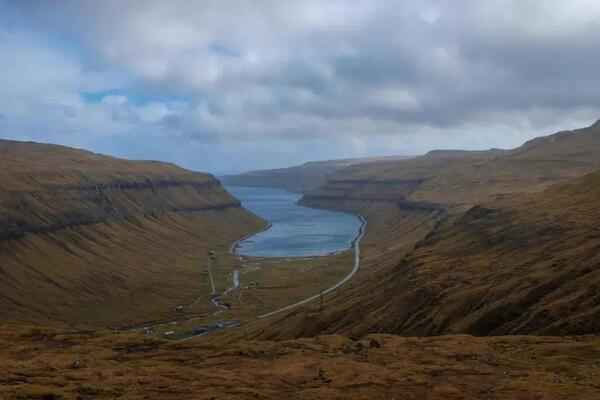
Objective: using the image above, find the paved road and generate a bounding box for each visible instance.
[223,269,240,296]
[207,258,217,295]
[257,215,366,319]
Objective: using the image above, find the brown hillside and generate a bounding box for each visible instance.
[0,140,264,327]
[240,121,600,339]
[259,169,600,338]
[2,325,600,400]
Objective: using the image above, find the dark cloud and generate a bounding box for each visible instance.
[1,0,600,173]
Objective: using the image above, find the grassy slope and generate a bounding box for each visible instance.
[260,121,600,338]
[0,139,264,327]
[319,171,600,336]
[2,325,600,399]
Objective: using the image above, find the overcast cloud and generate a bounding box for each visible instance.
[1,0,600,173]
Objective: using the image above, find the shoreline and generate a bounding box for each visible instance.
[257,214,366,319]
[229,221,273,255]
[230,213,364,259]
[227,186,365,259]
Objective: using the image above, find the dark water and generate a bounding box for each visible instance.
[226,186,362,257]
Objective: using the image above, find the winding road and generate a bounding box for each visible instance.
[257,215,366,319]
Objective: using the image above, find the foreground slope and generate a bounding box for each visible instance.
[2,325,600,400]
[0,140,264,327]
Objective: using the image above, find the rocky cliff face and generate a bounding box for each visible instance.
[0,140,263,327]
[0,139,242,240]
[0,178,241,240]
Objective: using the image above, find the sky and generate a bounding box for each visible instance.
[2,0,600,174]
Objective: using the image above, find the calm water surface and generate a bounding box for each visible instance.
[226,186,362,257]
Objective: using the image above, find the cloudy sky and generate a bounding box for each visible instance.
[2,1,600,174]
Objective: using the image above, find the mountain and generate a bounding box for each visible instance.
[264,169,600,337]
[241,121,600,338]
[5,122,600,399]
[221,155,411,193]
[302,120,600,208]
[0,139,264,327]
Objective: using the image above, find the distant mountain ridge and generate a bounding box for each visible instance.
[221,155,412,193]
[302,120,600,207]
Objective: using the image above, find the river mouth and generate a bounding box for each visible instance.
[226,186,363,258]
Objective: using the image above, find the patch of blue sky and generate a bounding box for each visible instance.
[208,42,241,58]
[81,89,192,107]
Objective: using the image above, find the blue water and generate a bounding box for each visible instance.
[226,186,362,257]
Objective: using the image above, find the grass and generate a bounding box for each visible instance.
[2,325,600,399]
